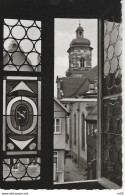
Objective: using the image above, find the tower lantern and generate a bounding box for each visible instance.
[76,22,84,38]
[66,22,93,77]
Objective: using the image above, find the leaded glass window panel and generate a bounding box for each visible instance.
[3,76,41,154]
[3,19,41,72]
[3,76,41,181]
[3,157,40,181]
[103,20,122,96]
[2,19,42,182]
[101,19,122,186]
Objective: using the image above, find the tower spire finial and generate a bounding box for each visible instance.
[79,20,81,27]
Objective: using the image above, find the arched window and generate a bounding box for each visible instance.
[79,31,82,37]
[80,57,85,68]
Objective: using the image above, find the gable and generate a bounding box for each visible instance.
[54,101,67,114]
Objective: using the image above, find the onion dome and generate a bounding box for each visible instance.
[68,23,91,51]
[70,37,90,47]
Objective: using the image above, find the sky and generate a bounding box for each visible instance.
[54,18,97,97]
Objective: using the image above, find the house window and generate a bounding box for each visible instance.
[74,114,76,145]
[80,57,85,68]
[54,118,61,133]
[53,151,58,181]
[81,114,85,150]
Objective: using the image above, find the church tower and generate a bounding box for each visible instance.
[66,23,93,77]
[56,22,97,99]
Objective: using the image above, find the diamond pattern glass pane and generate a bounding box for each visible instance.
[102,19,122,186]
[104,21,122,96]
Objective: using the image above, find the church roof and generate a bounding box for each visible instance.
[60,77,89,98]
[58,66,97,98]
[70,37,90,48]
[86,65,98,81]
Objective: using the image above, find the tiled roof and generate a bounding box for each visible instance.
[61,77,89,98]
[87,65,97,81]
[60,66,97,98]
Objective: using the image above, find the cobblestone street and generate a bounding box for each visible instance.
[64,157,86,182]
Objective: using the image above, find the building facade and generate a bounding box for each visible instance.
[60,98,97,168]
[54,97,69,183]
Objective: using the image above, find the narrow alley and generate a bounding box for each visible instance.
[64,157,86,182]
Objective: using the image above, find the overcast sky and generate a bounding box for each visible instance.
[54,18,97,97]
